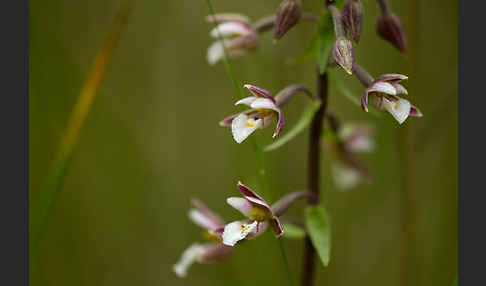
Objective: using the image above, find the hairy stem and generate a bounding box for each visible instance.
[352,64,375,87]
[301,70,328,286]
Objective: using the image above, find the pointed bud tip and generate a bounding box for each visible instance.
[342,0,364,43]
[333,38,354,75]
[377,12,407,53]
[273,0,301,40]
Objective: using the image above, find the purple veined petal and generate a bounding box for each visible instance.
[227,197,253,217]
[261,112,276,128]
[226,33,259,51]
[210,22,252,38]
[219,112,242,127]
[198,243,234,263]
[189,209,223,231]
[243,84,276,103]
[272,110,285,138]
[373,73,408,83]
[271,191,309,217]
[392,83,408,95]
[361,91,369,112]
[409,104,423,117]
[206,13,251,25]
[190,198,225,229]
[249,97,278,110]
[235,96,258,107]
[236,181,271,210]
[246,221,269,239]
[367,81,397,96]
[270,217,284,237]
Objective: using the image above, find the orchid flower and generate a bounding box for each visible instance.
[360,74,422,124]
[220,84,285,144]
[324,124,374,190]
[222,181,308,246]
[206,13,259,65]
[173,199,233,277]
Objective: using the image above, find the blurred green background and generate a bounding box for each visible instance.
[29,0,457,285]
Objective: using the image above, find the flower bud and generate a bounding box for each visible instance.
[341,0,364,43]
[332,37,354,75]
[377,12,407,53]
[273,0,302,40]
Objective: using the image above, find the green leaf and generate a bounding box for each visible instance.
[305,205,331,267]
[317,12,335,74]
[328,70,383,118]
[282,223,306,239]
[264,101,321,152]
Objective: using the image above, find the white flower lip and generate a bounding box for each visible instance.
[231,113,263,143]
[382,97,411,124]
[222,221,258,246]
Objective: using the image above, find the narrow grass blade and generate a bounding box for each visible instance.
[32,0,133,250]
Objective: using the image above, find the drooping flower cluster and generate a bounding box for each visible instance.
[174,183,307,277]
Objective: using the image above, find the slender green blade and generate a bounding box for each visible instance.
[264,101,322,152]
[305,205,332,267]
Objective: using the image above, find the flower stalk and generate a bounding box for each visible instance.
[301,70,329,286]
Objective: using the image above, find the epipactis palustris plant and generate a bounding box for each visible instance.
[175,0,423,285]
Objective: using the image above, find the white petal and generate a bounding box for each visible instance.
[382,97,411,124]
[188,209,219,231]
[249,98,278,111]
[173,243,203,278]
[227,197,253,217]
[234,96,257,107]
[207,41,224,65]
[332,164,361,190]
[368,81,397,95]
[222,221,258,246]
[210,22,250,38]
[231,113,263,143]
